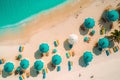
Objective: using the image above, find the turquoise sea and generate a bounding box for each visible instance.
[0,0,67,28]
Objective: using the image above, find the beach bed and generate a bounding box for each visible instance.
[0,69,2,75]
[68,61,73,71]
[42,69,47,79]
[57,66,61,72]
[0,58,5,65]
[105,50,111,56]
[66,50,75,59]
[113,46,119,53]
[19,74,25,80]
[19,46,24,52]
[100,26,106,35]
[54,40,59,47]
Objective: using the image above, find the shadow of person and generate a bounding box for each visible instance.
[79,24,89,35]
[2,70,10,78]
[30,66,39,77]
[47,62,55,71]
[63,39,73,51]
[78,56,88,67]
[108,40,115,48]
[92,46,102,56]
[34,50,43,59]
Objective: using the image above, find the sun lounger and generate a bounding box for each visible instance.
[0,58,5,64]
[115,46,119,52]
[68,61,72,71]
[100,27,106,35]
[116,45,120,49]
[70,61,73,66]
[26,71,30,78]
[57,66,61,72]
[19,76,23,80]
[113,46,119,53]
[66,52,70,59]
[68,51,72,57]
[71,50,75,57]
[54,40,59,47]
[19,46,24,52]
[0,69,2,75]
[43,72,46,79]
[19,75,25,80]
[15,67,21,75]
[105,50,110,56]
[42,69,47,79]
[42,69,47,74]
[46,68,48,73]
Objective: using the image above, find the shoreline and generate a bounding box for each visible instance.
[0,0,69,29]
[0,0,94,45]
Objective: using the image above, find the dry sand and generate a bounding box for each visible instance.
[0,0,120,80]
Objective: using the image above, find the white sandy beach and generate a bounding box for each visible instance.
[0,0,120,80]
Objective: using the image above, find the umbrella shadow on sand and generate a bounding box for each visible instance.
[63,39,73,51]
[2,70,10,78]
[34,50,43,59]
[30,66,39,77]
[79,24,89,35]
[108,40,115,48]
[92,46,102,56]
[78,56,87,67]
[47,62,56,71]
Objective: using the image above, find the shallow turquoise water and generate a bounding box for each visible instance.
[0,0,66,27]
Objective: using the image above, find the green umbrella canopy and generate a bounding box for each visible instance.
[4,62,14,73]
[83,51,93,63]
[34,60,44,71]
[106,10,119,22]
[20,59,29,69]
[52,54,62,66]
[98,38,109,48]
[39,43,50,53]
[84,18,95,29]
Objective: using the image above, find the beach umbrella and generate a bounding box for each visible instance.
[106,10,119,22]
[39,43,50,53]
[52,54,62,66]
[34,60,44,71]
[84,18,95,29]
[68,34,78,45]
[83,51,93,64]
[4,62,14,73]
[98,38,109,48]
[20,59,29,70]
